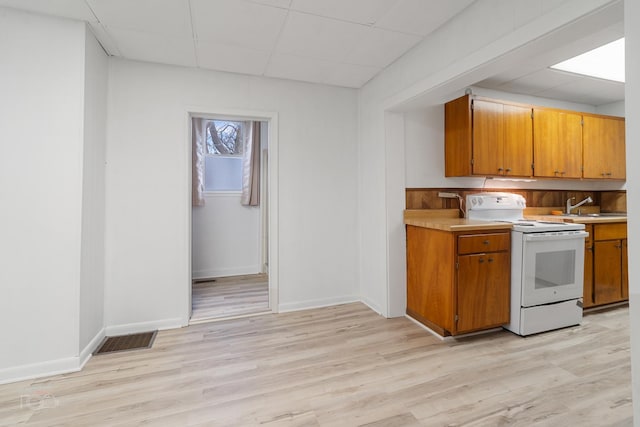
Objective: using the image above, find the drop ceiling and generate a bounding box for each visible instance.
[0,0,626,105]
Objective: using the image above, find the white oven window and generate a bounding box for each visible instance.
[534,250,576,289]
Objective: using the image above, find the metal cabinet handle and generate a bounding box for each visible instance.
[483,240,490,245]
[479,258,484,263]
[498,167,504,172]
[505,168,511,173]
[488,258,494,263]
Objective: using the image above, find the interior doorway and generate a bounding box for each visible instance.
[188,113,275,323]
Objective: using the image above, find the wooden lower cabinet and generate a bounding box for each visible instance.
[583,236,594,308]
[406,226,510,336]
[457,252,510,333]
[583,222,628,307]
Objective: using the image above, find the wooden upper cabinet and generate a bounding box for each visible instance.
[532,108,582,178]
[444,95,625,180]
[472,99,504,176]
[582,115,626,179]
[503,104,533,176]
[445,95,532,177]
[445,95,472,176]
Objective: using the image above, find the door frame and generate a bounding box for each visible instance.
[185,107,279,323]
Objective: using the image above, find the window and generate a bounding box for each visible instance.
[204,120,244,192]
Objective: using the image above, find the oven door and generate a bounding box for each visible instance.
[520,231,588,307]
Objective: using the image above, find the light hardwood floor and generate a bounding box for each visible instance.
[191,274,269,322]
[0,303,631,426]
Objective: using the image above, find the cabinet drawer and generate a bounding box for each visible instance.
[594,223,627,240]
[458,233,509,254]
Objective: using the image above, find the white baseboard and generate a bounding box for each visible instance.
[79,328,106,369]
[360,296,385,317]
[192,265,261,280]
[278,295,360,313]
[104,317,184,336]
[0,356,81,386]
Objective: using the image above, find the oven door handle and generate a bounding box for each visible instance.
[523,231,589,241]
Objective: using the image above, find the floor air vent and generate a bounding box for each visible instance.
[94,331,157,355]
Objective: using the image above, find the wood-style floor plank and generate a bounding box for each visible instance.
[191,274,269,322]
[0,303,631,426]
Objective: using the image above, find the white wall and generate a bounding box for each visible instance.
[596,100,625,116]
[192,194,261,279]
[624,0,639,422]
[357,0,621,318]
[105,59,359,331]
[79,27,107,354]
[0,8,85,381]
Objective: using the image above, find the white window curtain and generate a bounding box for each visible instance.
[241,121,261,206]
[192,117,206,207]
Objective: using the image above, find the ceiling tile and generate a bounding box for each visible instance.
[290,0,397,25]
[87,0,192,37]
[347,26,420,68]
[275,11,362,63]
[375,0,473,36]
[490,69,579,94]
[265,53,377,88]
[0,0,97,22]
[190,0,287,51]
[106,26,196,68]
[246,0,291,8]
[264,53,332,85]
[323,62,380,88]
[534,75,624,106]
[196,40,271,76]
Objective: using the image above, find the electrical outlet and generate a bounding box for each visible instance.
[438,192,459,199]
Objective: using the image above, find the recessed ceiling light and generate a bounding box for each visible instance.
[550,37,625,83]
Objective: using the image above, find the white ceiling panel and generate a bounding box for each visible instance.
[276,11,364,63]
[0,0,96,21]
[266,53,379,88]
[197,40,271,76]
[87,0,192,37]
[375,0,474,36]
[535,76,625,105]
[4,0,621,103]
[247,0,292,8]
[265,53,334,86]
[323,62,381,88]
[0,0,97,21]
[290,0,397,25]
[107,26,196,68]
[347,26,420,68]
[489,69,579,94]
[191,0,287,51]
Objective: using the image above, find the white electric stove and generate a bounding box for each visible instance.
[467,193,588,336]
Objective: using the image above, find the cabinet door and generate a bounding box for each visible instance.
[583,243,594,308]
[583,116,626,179]
[533,109,582,178]
[594,240,623,305]
[622,239,628,300]
[503,104,533,176]
[456,252,510,333]
[472,100,504,176]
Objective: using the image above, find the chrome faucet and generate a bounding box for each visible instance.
[566,196,593,214]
